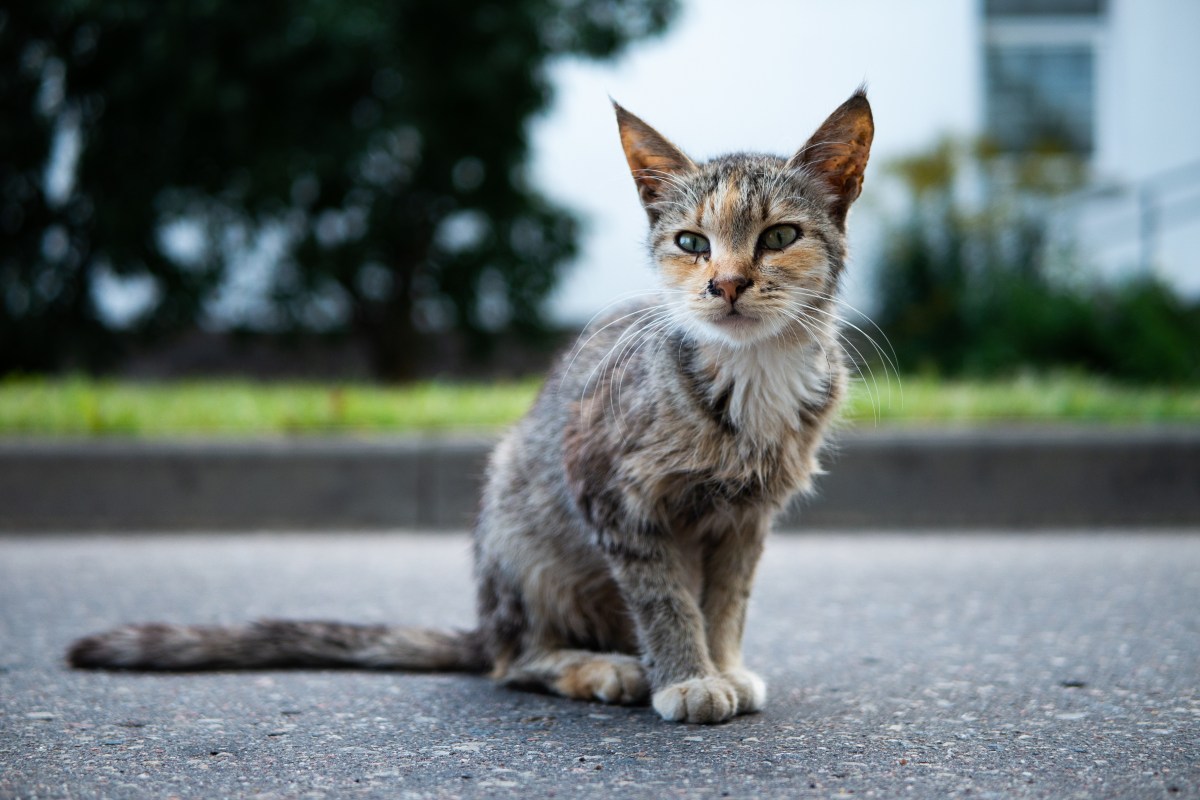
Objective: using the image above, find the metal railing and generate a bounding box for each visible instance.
[1058,159,1200,272]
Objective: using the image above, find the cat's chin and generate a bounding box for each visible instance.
[698,312,777,347]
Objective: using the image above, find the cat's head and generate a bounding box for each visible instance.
[615,90,873,348]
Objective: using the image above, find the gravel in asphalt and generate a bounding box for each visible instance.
[1,531,1197,799]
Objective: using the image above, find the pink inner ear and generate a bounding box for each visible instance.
[630,160,684,205]
[614,103,695,210]
[624,142,691,202]
[790,94,874,223]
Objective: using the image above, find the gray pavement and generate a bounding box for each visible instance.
[1,530,1198,799]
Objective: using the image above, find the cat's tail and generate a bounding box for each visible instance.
[66,620,488,673]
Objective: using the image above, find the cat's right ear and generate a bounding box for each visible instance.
[613,101,696,220]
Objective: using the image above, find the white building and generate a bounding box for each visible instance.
[984,0,1200,290]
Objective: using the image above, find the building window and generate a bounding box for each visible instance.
[984,0,1105,155]
[984,0,1103,16]
[986,45,1094,153]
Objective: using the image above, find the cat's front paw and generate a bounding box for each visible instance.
[651,676,739,724]
[723,668,767,714]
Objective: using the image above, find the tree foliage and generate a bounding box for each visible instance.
[0,0,676,378]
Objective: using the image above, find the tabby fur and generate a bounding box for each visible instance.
[69,90,874,724]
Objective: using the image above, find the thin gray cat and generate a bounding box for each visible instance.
[69,90,874,724]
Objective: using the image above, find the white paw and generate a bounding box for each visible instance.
[652,676,739,724]
[723,668,767,714]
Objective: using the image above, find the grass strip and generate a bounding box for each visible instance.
[848,374,1200,426]
[0,374,1196,437]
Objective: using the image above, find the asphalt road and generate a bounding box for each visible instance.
[1,531,1197,799]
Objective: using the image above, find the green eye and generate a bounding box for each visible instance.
[760,224,800,251]
[676,231,710,254]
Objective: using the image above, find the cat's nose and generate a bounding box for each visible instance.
[708,276,752,305]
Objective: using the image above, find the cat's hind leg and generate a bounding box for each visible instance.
[498,649,649,706]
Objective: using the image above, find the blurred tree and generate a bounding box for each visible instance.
[875,138,1200,383]
[0,0,676,378]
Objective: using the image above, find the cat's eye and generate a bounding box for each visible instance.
[675,232,710,254]
[760,224,800,251]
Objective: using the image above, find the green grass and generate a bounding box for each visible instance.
[0,374,1196,437]
[846,374,1200,426]
[0,377,542,437]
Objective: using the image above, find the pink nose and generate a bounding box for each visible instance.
[709,276,751,304]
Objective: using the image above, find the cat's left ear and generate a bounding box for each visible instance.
[788,88,874,229]
[613,101,697,220]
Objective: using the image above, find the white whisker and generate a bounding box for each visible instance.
[780,296,892,421]
[788,287,903,409]
[560,300,671,390]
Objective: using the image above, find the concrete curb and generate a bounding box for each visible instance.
[2,427,1198,531]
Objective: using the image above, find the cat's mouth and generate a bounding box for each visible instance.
[710,309,760,332]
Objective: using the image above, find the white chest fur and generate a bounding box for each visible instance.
[703,338,832,444]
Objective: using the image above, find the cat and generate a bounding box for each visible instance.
[68,89,874,724]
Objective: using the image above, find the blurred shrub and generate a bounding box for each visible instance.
[875,139,1200,384]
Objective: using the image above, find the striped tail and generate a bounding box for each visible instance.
[66,620,487,672]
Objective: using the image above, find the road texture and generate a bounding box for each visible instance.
[1,531,1197,799]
